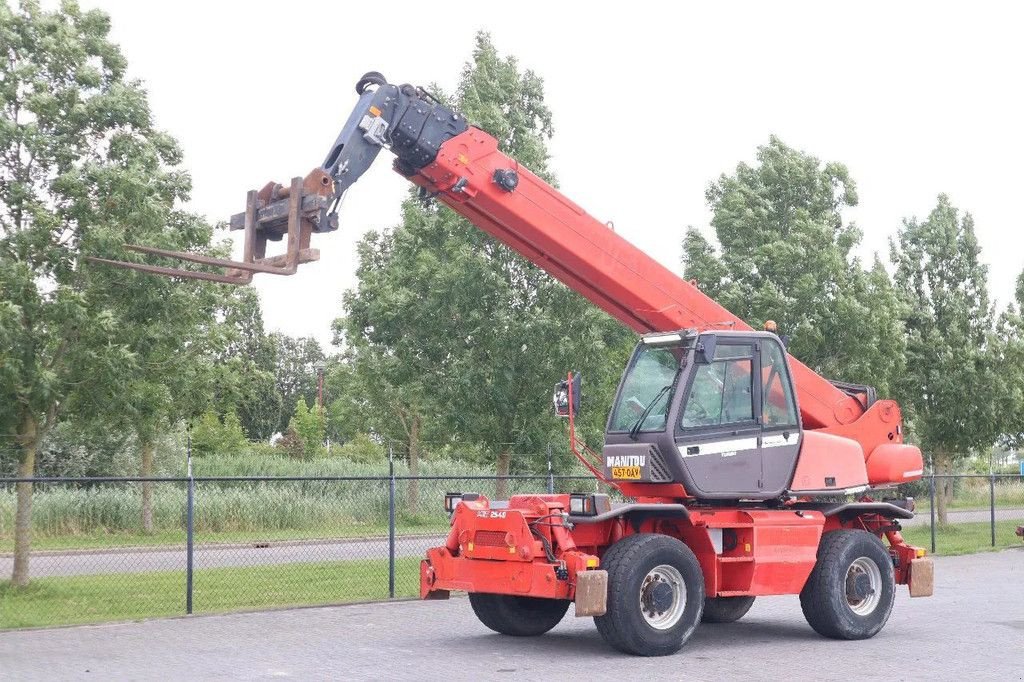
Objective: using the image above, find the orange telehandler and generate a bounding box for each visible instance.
[93,72,933,656]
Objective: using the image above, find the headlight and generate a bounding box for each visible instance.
[569,493,594,515]
[569,493,611,516]
[444,492,479,513]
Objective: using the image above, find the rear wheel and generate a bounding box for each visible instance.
[468,593,570,637]
[594,534,704,656]
[702,595,755,623]
[800,529,895,639]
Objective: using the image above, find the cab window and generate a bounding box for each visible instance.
[761,340,798,428]
[609,344,683,432]
[680,344,754,429]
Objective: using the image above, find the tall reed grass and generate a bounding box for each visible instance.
[0,454,595,539]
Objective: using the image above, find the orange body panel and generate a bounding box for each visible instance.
[866,444,925,485]
[421,548,575,599]
[789,431,869,493]
[684,509,824,596]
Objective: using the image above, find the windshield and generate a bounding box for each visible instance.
[609,344,685,432]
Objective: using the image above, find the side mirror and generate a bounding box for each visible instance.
[553,372,582,418]
[694,334,717,364]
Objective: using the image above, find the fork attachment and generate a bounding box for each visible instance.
[87,168,336,284]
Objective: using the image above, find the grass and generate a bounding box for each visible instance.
[0,556,422,630]
[901,519,1023,556]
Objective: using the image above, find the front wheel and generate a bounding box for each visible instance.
[594,534,704,656]
[799,529,895,639]
[468,593,570,637]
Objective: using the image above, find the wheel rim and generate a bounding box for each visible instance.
[845,556,882,616]
[639,564,686,630]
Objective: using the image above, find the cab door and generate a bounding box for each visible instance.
[675,340,763,496]
[759,338,802,495]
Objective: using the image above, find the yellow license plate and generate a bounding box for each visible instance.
[611,466,642,480]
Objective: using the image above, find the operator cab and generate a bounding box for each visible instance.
[603,329,802,500]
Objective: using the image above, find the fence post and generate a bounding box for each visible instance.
[186,427,195,615]
[928,472,936,555]
[388,445,396,599]
[990,472,996,548]
[547,444,554,494]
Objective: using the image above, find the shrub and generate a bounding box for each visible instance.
[275,428,306,459]
[331,434,385,463]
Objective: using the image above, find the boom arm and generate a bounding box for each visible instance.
[318,75,899,444]
[91,73,906,459]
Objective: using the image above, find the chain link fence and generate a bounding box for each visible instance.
[1,472,1021,629]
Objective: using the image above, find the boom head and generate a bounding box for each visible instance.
[87,74,464,283]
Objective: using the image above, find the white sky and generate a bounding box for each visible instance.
[83,0,1024,348]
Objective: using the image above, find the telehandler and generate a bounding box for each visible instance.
[93,72,933,656]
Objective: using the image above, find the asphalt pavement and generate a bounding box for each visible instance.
[0,535,442,578]
[1,550,1021,681]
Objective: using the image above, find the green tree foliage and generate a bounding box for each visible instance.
[190,409,247,457]
[0,1,219,584]
[213,288,280,441]
[890,195,1002,523]
[284,398,326,459]
[271,332,325,436]
[682,136,904,394]
[338,33,633,500]
[991,270,1024,450]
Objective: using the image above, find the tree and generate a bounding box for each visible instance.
[992,270,1024,450]
[890,195,1002,523]
[82,229,224,533]
[212,288,280,441]
[339,33,633,501]
[683,136,904,394]
[0,1,216,583]
[327,325,437,511]
[271,332,325,436]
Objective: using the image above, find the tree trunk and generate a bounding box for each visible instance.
[406,415,421,515]
[12,411,38,587]
[140,439,155,534]
[934,452,953,526]
[495,451,512,500]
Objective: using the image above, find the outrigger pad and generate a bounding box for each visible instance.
[909,557,934,598]
[574,570,608,617]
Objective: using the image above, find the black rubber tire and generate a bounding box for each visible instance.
[594,534,704,656]
[701,595,755,623]
[355,71,387,95]
[799,529,895,640]
[468,593,570,637]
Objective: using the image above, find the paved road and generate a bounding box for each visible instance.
[0,535,443,578]
[2,507,1021,578]
[902,506,1023,526]
[1,550,1021,681]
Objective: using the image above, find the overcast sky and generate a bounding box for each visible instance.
[82,1,1023,348]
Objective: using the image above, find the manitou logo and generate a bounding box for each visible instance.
[606,455,646,468]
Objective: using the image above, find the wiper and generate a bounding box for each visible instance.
[628,385,672,441]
